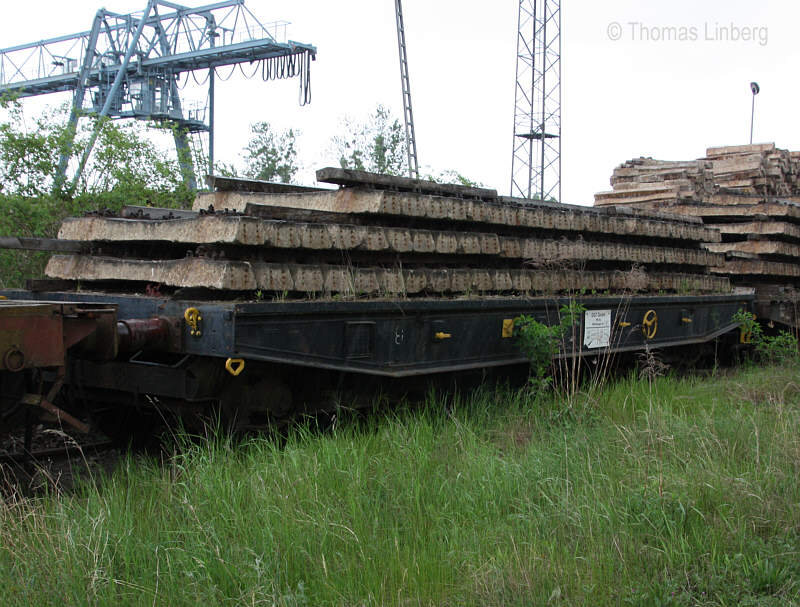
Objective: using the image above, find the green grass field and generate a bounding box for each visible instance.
[2,364,800,606]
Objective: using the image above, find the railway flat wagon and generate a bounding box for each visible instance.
[0,169,756,436]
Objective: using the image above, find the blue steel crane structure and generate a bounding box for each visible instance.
[0,0,316,192]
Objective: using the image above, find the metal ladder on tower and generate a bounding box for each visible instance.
[394,0,419,179]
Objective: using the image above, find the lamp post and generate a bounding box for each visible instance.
[750,81,760,145]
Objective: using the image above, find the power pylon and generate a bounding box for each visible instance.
[510,0,561,201]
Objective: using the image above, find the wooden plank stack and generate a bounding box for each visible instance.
[594,143,800,317]
[43,168,729,298]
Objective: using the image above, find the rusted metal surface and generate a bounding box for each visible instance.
[0,300,176,371]
[20,370,89,434]
[0,302,65,371]
[0,301,115,433]
[117,317,173,354]
[64,306,118,361]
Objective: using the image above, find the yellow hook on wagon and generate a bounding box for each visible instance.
[225,358,245,377]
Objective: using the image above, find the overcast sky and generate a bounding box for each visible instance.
[1,1,796,205]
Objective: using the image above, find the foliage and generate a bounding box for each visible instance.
[0,101,195,286]
[331,105,482,183]
[734,309,799,364]
[211,161,241,178]
[242,121,299,183]
[0,195,65,287]
[424,169,484,188]
[0,101,66,197]
[514,301,586,392]
[332,104,406,175]
[82,119,194,207]
[3,365,800,604]
[0,99,194,204]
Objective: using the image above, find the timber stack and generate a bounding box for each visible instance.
[595,143,800,322]
[43,168,729,298]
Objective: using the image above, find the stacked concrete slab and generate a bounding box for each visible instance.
[596,143,800,206]
[44,168,729,298]
[594,143,800,324]
[596,158,715,206]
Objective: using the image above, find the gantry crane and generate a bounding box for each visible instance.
[0,0,316,192]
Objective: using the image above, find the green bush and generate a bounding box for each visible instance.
[514,301,586,392]
[733,309,799,365]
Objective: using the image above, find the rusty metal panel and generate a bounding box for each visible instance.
[0,301,64,370]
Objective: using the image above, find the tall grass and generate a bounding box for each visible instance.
[2,365,800,605]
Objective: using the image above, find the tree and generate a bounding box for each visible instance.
[332,105,406,176]
[242,122,299,183]
[88,118,191,202]
[0,99,64,197]
[0,99,193,206]
[425,169,484,188]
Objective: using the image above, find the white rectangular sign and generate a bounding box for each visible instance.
[583,309,611,349]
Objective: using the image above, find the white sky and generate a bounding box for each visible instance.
[1,0,797,205]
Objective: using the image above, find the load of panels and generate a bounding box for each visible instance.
[594,143,800,292]
[45,168,729,298]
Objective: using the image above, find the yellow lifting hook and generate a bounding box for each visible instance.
[184,307,202,337]
[225,358,245,376]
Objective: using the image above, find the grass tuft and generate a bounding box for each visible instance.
[3,364,800,605]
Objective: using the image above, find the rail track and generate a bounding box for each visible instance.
[0,439,116,467]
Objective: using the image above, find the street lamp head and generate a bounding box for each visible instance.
[750,82,760,95]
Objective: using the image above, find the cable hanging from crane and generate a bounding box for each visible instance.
[214,63,238,82]
[259,48,313,105]
[298,49,311,105]
[165,49,312,103]
[239,61,261,79]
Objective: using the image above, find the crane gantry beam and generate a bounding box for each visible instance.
[0,0,316,193]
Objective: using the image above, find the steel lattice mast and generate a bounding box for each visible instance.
[0,0,316,193]
[510,0,561,201]
[394,0,419,179]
